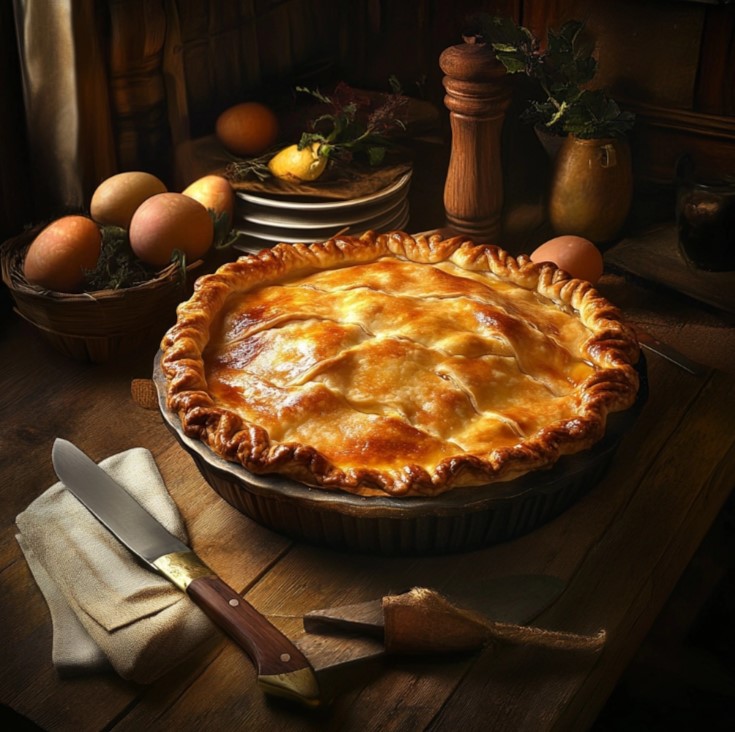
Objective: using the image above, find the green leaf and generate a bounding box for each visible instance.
[492,42,519,53]
[558,20,585,44]
[169,249,187,287]
[561,89,635,138]
[491,15,534,47]
[494,53,527,74]
[299,131,326,149]
[83,225,157,290]
[367,146,386,166]
[388,75,403,94]
[296,86,332,105]
[211,210,233,248]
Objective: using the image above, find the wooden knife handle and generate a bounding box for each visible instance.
[187,575,322,706]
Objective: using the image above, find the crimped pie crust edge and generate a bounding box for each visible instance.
[160,231,640,497]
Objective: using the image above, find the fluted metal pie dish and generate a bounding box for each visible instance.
[153,352,647,556]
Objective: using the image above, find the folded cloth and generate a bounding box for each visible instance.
[15,447,217,683]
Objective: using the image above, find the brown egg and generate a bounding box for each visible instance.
[215,102,279,157]
[530,235,604,283]
[182,175,235,230]
[24,216,101,292]
[90,171,167,229]
[129,193,213,268]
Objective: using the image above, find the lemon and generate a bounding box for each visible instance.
[268,142,328,182]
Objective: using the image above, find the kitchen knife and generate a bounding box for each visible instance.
[51,438,322,708]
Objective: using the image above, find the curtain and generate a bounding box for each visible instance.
[10,0,360,219]
[13,0,117,217]
[8,0,440,222]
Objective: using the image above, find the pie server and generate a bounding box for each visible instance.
[634,327,708,376]
[51,438,322,708]
[292,575,577,697]
[302,574,566,643]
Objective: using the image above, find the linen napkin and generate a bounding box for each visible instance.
[15,447,217,683]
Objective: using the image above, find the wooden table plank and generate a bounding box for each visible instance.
[427,368,735,731]
[101,357,732,730]
[1,259,733,730]
[0,318,298,729]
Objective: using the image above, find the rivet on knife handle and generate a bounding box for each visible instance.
[152,551,322,704]
[185,575,322,706]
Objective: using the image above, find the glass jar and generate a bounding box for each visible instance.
[676,178,735,272]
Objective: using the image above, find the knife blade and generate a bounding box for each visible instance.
[634,328,708,376]
[51,438,322,707]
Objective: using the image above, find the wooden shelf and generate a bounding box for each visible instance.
[605,224,735,315]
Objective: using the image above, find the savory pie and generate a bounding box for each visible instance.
[160,231,640,497]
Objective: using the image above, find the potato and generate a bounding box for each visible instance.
[24,216,101,292]
[182,175,235,231]
[90,171,167,229]
[129,193,213,268]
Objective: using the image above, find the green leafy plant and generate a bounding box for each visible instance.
[470,15,634,139]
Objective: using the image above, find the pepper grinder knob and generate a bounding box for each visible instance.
[440,36,512,241]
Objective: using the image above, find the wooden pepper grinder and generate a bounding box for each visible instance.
[440,36,512,241]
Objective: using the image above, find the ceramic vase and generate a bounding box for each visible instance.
[548,134,632,242]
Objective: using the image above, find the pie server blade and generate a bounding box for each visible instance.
[51,438,323,707]
[303,574,565,639]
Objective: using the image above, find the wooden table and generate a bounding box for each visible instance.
[1,239,734,731]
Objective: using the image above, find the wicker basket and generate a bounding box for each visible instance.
[1,225,226,363]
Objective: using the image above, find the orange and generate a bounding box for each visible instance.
[215,102,279,157]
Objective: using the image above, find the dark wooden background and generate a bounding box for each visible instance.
[1,0,734,240]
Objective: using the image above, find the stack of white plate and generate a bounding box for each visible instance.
[233,171,411,252]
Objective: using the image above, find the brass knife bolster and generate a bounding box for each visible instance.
[155,551,325,706]
[153,550,215,591]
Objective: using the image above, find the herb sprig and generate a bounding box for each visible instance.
[296,79,408,166]
[84,226,157,290]
[227,80,409,182]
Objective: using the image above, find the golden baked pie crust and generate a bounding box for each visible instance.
[160,231,640,497]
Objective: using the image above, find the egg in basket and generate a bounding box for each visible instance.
[0,172,234,363]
